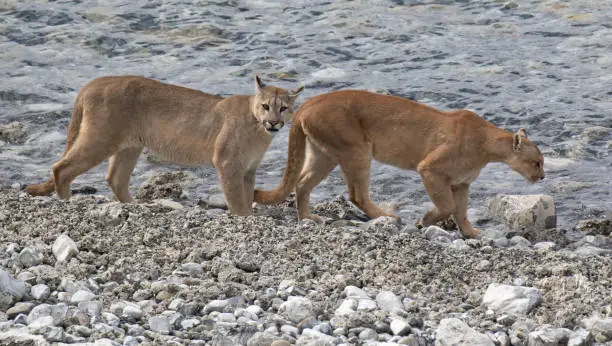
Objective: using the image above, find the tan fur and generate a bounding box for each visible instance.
[254,90,545,238]
[25,75,303,216]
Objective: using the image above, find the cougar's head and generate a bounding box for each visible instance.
[506,128,545,183]
[251,75,304,133]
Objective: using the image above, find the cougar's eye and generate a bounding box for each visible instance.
[280,106,287,112]
[262,104,270,111]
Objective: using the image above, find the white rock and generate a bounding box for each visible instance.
[70,290,96,304]
[344,286,370,299]
[26,304,68,326]
[390,318,411,336]
[335,299,357,317]
[281,324,299,338]
[481,283,542,315]
[376,290,403,313]
[153,198,183,210]
[528,327,572,346]
[102,312,120,327]
[246,332,283,346]
[435,318,495,346]
[510,236,532,248]
[0,269,26,309]
[279,296,315,323]
[79,301,103,318]
[148,315,172,334]
[296,328,338,345]
[52,234,79,263]
[18,247,44,268]
[581,315,612,340]
[568,328,592,346]
[180,262,203,276]
[424,226,459,241]
[533,241,556,251]
[0,328,49,346]
[181,318,200,329]
[216,312,236,323]
[359,328,378,340]
[357,298,378,311]
[27,316,55,330]
[246,305,263,316]
[30,284,51,300]
[488,194,556,233]
[203,299,229,314]
[122,304,143,321]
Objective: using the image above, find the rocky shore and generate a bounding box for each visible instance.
[0,178,610,346]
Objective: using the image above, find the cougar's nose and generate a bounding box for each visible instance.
[540,174,545,180]
[264,120,284,132]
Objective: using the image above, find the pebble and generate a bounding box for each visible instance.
[52,234,79,263]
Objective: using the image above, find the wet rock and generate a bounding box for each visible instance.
[488,195,556,234]
[575,218,612,236]
[52,234,79,263]
[279,296,315,324]
[435,318,494,346]
[0,122,27,144]
[18,247,44,268]
[481,283,541,315]
[0,269,26,310]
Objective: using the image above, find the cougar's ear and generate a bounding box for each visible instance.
[255,75,265,93]
[289,85,305,99]
[513,128,528,151]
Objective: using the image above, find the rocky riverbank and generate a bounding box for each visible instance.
[0,182,611,346]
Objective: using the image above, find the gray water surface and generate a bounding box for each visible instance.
[1,0,610,230]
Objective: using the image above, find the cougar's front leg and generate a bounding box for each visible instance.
[213,157,251,217]
[243,169,257,206]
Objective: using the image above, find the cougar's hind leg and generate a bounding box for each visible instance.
[106,147,143,202]
[296,141,337,222]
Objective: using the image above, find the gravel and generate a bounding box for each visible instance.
[0,186,611,345]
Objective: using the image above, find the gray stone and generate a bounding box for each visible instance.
[79,301,103,318]
[180,318,200,329]
[281,324,299,338]
[245,305,263,317]
[6,302,34,319]
[70,289,96,304]
[28,315,55,330]
[314,322,333,335]
[132,289,152,301]
[27,304,68,326]
[31,284,51,300]
[279,296,315,323]
[335,299,357,317]
[482,283,541,315]
[0,269,26,310]
[574,245,612,257]
[435,318,494,346]
[568,328,592,346]
[424,226,459,241]
[390,318,411,336]
[122,304,143,321]
[16,271,36,285]
[533,241,557,251]
[216,312,236,323]
[581,315,612,341]
[246,331,283,346]
[344,286,370,299]
[488,194,556,234]
[0,327,49,345]
[180,262,203,276]
[203,299,229,314]
[357,298,378,311]
[52,234,79,263]
[0,122,27,144]
[296,328,338,345]
[359,327,378,340]
[376,290,403,314]
[101,312,120,327]
[153,198,183,210]
[18,247,44,268]
[510,236,531,248]
[148,315,172,334]
[528,327,571,346]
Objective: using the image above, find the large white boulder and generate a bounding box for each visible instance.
[481,283,542,315]
[488,194,556,233]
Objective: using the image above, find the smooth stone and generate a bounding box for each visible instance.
[482,283,541,315]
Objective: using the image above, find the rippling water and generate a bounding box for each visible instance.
[1,0,610,230]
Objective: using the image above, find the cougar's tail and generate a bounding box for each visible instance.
[254,117,307,204]
[24,99,84,196]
